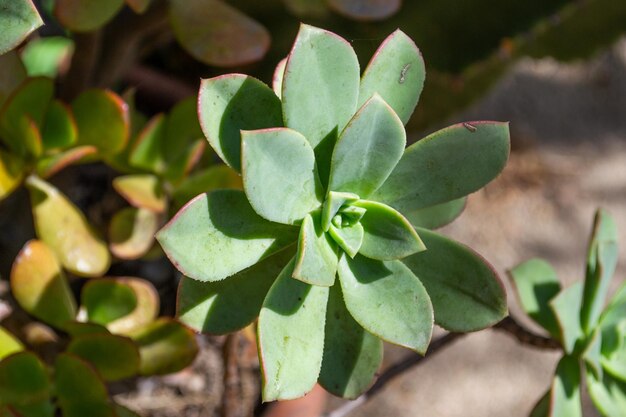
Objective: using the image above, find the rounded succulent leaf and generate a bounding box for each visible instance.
[0,0,43,55]
[272,57,287,99]
[404,198,466,230]
[41,100,77,150]
[586,369,626,417]
[0,51,27,108]
[109,207,158,260]
[550,282,585,354]
[112,174,166,213]
[36,146,97,179]
[66,333,140,381]
[54,0,124,32]
[82,279,137,326]
[0,150,25,201]
[172,165,242,210]
[293,212,338,287]
[0,328,23,361]
[0,352,50,406]
[549,356,582,417]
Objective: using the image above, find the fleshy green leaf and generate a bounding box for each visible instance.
[55,353,116,417]
[258,259,329,401]
[66,333,140,381]
[0,150,25,201]
[508,258,561,339]
[36,146,96,179]
[328,0,401,21]
[177,248,294,334]
[129,318,198,376]
[241,128,322,224]
[403,228,507,332]
[355,200,425,260]
[549,356,582,417]
[105,278,159,335]
[319,284,382,399]
[600,282,626,356]
[0,328,23,360]
[26,176,110,277]
[41,100,77,150]
[550,282,584,354]
[328,94,405,198]
[198,74,282,172]
[10,240,77,329]
[586,369,626,417]
[338,254,433,353]
[129,113,166,173]
[113,174,166,213]
[157,190,297,282]
[7,400,54,417]
[0,0,43,55]
[602,329,626,382]
[529,390,550,417]
[82,279,137,326]
[372,121,510,212]
[583,329,603,379]
[64,322,109,337]
[0,352,49,406]
[329,222,364,258]
[169,0,270,67]
[282,24,359,183]
[321,191,359,232]
[54,0,124,32]
[172,165,242,210]
[0,51,26,108]
[21,37,74,78]
[72,89,129,155]
[293,212,338,286]
[272,57,287,99]
[581,209,618,333]
[359,29,425,124]
[109,207,158,260]
[404,198,466,230]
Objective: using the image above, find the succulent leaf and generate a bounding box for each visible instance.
[0,352,49,406]
[66,333,140,381]
[10,240,77,329]
[583,329,603,380]
[404,198,466,230]
[550,282,585,354]
[321,191,359,232]
[327,0,401,21]
[82,280,137,325]
[106,278,159,335]
[26,176,110,277]
[172,165,242,210]
[36,146,97,179]
[177,248,295,334]
[328,222,364,258]
[319,284,383,399]
[109,207,158,260]
[241,128,323,225]
[328,94,405,198]
[0,0,43,55]
[403,228,507,332]
[372,121,510,212]
[272,58,287,99]
[198,74,282,172]
[359,29,425,124]
[599,282,626,356]
[41,100,77,150]
[54,0,124,32]
[0,51,27,108]
[0,328,23,361]
[124,0,152,14]
[293,212,338,286]
[157,190,298,282]
[113,174,166,213]
[21,37,74,78]
[356,200,425,260]
[586,369,626,417]
[337,254,433,354]
[549,355,582,417]
[129,113,166,173]
[0,150,25,201]
[258,259,329,401]
[509,258,561,339]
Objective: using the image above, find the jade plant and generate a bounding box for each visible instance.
[510,209,625,417]
[157,24,510,401]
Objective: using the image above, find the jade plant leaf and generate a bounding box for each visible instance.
[356,200,425,260]
[198,74,282,172]
[113,174,166,213]
[157,190,298,282]
[281,24,359,180]
[72,89,129,155]
[26,176,111,277]
[550,282,585,354]
[372,121,510,212]
[318,284,383,399]
[6,400,54,417]
[10,240,77,329]
[586,370,626,417]
[404,198,466,230]
[0,51,26,107]
[41,100,77,150]
[293,213,338,286]
[129,318,198,376]
[581,209,618,333]
[169,0,270,67]
[258,259,329,401]
[0,352,49,406]
[328,94,405,198]
[36,146,97,179]
[82,279,137,326]
[242,128,322,225]
[177,248,295,334]
[54,0,124,32]
[105,278,159,335]
[549,355,582,417]
[0,150,25,201]
[403,228,507,332]
[509,258,561,339]
[172,165,242,210]
[338,255,433,354]
[66,333,140,381]
[0,328,23,360]
[0,0,43,55]
[358,29,425,124]
[54,353,116,417]
[21,37,74,78]
[64,322,109,337]
[129,113,166,173]
[272,58,287,99]
[109,207,159,260]
[327,0,401,21]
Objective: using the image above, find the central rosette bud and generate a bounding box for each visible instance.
[322,191,367,257]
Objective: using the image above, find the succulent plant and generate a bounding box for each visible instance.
[510,209,626,417]
[157,24,510,401]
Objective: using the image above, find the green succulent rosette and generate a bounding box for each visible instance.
[157,24,510,401]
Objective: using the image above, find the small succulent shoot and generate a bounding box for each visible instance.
[510,209,625,417]
[158,24,510,401]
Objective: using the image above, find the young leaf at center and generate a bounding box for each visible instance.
[293,212,338,286]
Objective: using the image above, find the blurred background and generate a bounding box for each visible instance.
[2,0,626,416]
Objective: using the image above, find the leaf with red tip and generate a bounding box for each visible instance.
[109,207,159,260]
[10,240,76,329]
[328,0,401,21]
[272,58,287,99]
[0,0,43,55]
[36,146,97,179]
[0,352,50,406]
[54,0,124,32]
[169,0,270,67]
[72,89,129,155]
[66,333,140,381]
[27,176,110,277]
[113,174,166,213]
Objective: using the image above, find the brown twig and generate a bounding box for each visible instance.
[222,333,243,417]
[494,316,561,350]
